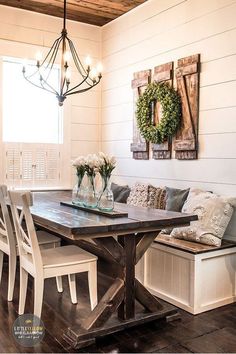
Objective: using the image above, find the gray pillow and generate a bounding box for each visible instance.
[165,187,190,212]
[111,183,131,203]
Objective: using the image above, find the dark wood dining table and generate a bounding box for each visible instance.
[31,191,197,349]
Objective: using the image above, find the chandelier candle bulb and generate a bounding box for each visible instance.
[64,51,70,63]
[90,68,98,82]
[97,63,103,76]
[85,56,92,69]
[65,70,71,85]
[35,51,42,66]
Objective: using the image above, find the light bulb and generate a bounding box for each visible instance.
[97,63,103,74]
[65,69,71,81]
[64,51,70,62]
[90,68,97,81]
[35,51,42,61]
[85,56,92,67]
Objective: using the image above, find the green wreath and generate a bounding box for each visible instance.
[136,82,182,144]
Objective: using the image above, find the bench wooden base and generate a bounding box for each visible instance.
[136,235,236,315]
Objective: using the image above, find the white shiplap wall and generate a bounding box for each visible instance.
[101,0,236,197]
[0,5,101,187]
[101,0,236,241]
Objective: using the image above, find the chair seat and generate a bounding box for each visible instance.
[41,245,97,269]
[37,230,61,246]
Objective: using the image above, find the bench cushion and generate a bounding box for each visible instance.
[155,233,236,254]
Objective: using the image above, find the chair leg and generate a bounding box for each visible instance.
[68,274,77,304]
[34,276,44,319]
[56,276,63,293]
[88,261,97,310]
[19,267,28,315]
[0,251,3,285]
[7,255,17,301]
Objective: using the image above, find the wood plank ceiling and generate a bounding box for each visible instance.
[0,0,147,26]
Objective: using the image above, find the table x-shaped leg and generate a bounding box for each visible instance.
[64,231,177,348]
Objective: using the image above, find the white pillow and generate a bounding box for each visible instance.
[170,189,236,246]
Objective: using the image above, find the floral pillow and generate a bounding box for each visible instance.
[171,189,236,246]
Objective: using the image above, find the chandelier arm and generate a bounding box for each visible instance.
[67,38,87,74]
[67,38,87,77]
[41,37,62,68]
[65,78,101,96]
[23,73,56,94]
[45,38,62,70]
[40,76,59,94]
[64,72,90,95]
[43,38,62,83]
[39,79,58,95]
[24,67,41,80]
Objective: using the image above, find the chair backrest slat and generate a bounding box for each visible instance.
[0,185,16,254]
[8,191,43,269]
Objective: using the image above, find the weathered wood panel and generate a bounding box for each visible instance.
[174,54,200,160]
[152,62,173,159]
[0,0,147,26]
[130,70,151,160]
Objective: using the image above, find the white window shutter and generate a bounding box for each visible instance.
[4,144,21,187]
[3,143,61,188]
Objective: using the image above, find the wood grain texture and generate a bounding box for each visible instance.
[130,70,151,160]
[174,54,200,160]
[152,62,173,160]
[0,0,147,26]
[31,191,197,239]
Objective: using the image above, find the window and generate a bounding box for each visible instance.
[2,58,62,144]
[1,57,67,189]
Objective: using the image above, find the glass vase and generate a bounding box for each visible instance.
[83,173,97,208]
[97,175,114,211]
[72,175,85,206]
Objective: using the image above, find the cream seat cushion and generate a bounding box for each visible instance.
[170,189,236,246]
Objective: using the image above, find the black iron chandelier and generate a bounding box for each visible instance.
[22,0,102,106]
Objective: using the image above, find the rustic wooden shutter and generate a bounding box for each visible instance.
[174,54,200,160]
[130,70,151,160]
[152,62,173,159]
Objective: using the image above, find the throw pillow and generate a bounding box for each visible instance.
[111,183,131,203]
[170,189,236,246]
[127,183,161,208]
[154,188,166,209]
[147,184,158,208]
[165,187,190,212]
[127,183,149,207]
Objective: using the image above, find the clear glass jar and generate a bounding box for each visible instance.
[83,173,98,208]
[72,174,86,206]
[97,175,114,211]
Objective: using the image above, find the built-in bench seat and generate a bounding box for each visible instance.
[155,234,236,254]
[136,234,236,314]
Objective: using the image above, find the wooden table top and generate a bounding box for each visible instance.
[31,191,197,239]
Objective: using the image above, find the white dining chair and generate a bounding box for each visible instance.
[0,185,62,301]
[8,190,98,319]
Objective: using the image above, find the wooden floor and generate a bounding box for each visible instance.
[0,261,236,353]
